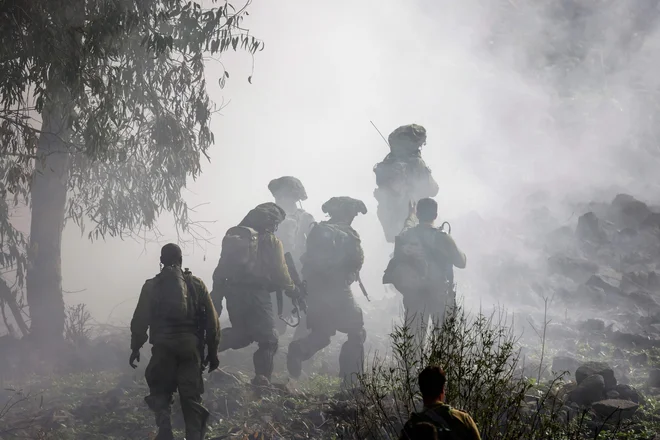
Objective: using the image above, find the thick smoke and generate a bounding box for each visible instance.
[59,0,660,329]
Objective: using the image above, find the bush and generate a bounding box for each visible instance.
[349,303,628,440]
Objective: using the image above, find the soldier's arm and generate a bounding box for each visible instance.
[130,282,152,351]
[439,233,467,269]
[346,229,365,273]
[196,278,221,354]
[269,236,295,292]
[455,411,481,440]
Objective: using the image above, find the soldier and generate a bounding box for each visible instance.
[130,243,220,440]
[268,176,315,336]
[287,196,367,385]
[373,124,439,243]
[211,202,300,385]
[383,198,466,345]
[399,366,481,440]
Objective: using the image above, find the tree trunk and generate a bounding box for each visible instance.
[26,102,70,343]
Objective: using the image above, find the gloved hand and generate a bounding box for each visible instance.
[129,349,140,369]
[206,354,220,373]
[285,286,301,299]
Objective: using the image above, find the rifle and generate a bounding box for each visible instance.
[278,252,308,328]
[356,273,371,302]
[184,268,208,372]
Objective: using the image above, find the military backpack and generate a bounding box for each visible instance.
[215,225,260,280]
[153,266,192,322]
[303,222,361,274]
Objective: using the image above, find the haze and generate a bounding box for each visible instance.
[55,0,660,328]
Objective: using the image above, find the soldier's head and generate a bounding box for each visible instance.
[322,196,367,225]
[240,202,287,233]
[160,243,182,267]
[417,198,438,224]
[388,124,427,156]
[419,365,447,405]
[268,176,308,212]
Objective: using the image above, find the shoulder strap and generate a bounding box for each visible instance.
[420,407,460,440]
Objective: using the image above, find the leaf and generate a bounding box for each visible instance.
[248,75,252,84]
[224,70,229,78]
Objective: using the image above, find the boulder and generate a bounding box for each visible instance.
[580,319,605,333]
[552,355,582,376]
[585,267,623,294]
[591,399,639,420]
[576,362,616,389]
[611,194,653,228]
[567,374,605,406]
[629,352,648,366]
[648,368,660,388]
[576,212,607,243]
[547,254,598,282]
[615,384,641,403]
[605,390,620,399]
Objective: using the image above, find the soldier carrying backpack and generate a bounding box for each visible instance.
[383,198,466,345]
[287,196,367,386]
[130,243,220,440]
[373,124,439,243]
[211,202,300,385]
[268,176,315,338]
[399,366,481,440]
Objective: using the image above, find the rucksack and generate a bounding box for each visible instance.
[214,226,259,280]
[153,266,191,322]
[384,227,452,293]
[404,406,458,440]
[304,222,361,274]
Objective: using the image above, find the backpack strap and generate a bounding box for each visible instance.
[420,407,460,440]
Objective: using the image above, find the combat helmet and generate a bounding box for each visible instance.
[239,202,287,232]
[322,196,368,219]
[387,124,427,153]
[268,176,308,201]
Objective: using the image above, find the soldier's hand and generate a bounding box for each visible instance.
[129,349,140,369]
[408,200,416,215]
[207,355,220,373]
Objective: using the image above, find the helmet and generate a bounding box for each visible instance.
[268,176,308,201]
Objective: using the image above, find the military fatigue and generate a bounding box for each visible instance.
[399,403,481,440]
[397,214,466,345]
[374,153,439,243]
[213,233,294,381]
[131,270,219,440]
[287,222,366,384]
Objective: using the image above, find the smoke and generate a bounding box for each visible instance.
[60,0,660,327]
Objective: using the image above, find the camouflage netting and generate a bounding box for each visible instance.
[268,176,308,201]
[321,196,367,218]
[387,124,427,151]
[239,202,286,230]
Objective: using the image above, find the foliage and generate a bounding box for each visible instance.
[64,303,92,346]
[349,304,653,439]
[0,0,263,285]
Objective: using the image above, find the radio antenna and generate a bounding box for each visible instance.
[370,120,390,148]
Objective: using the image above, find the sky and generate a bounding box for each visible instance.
[58,0,660,326]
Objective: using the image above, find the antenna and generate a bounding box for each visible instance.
[370,120,390,148]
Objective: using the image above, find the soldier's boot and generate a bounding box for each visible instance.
[253,340,278,382]
[145,395,174,440]
[338,328,366,387]
[181,398,210,440]
[287,332,331,378]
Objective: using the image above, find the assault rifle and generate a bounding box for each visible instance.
[277,252,308,328]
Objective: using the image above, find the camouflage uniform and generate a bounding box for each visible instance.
[212,203,296,382]
[399,403,481,440]
[389,211,466,345]
[374,124,439,243]
[268,176,315,336]
[287,197,367,385]
[130,263,220,440]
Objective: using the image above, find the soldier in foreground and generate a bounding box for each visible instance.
[383,198,466,345]
[130,243,220,440]
[287,196,367,385]
[268,176,315,336]
[211,202,300,385]
[373,124,439,243]
[399,366,481,440]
